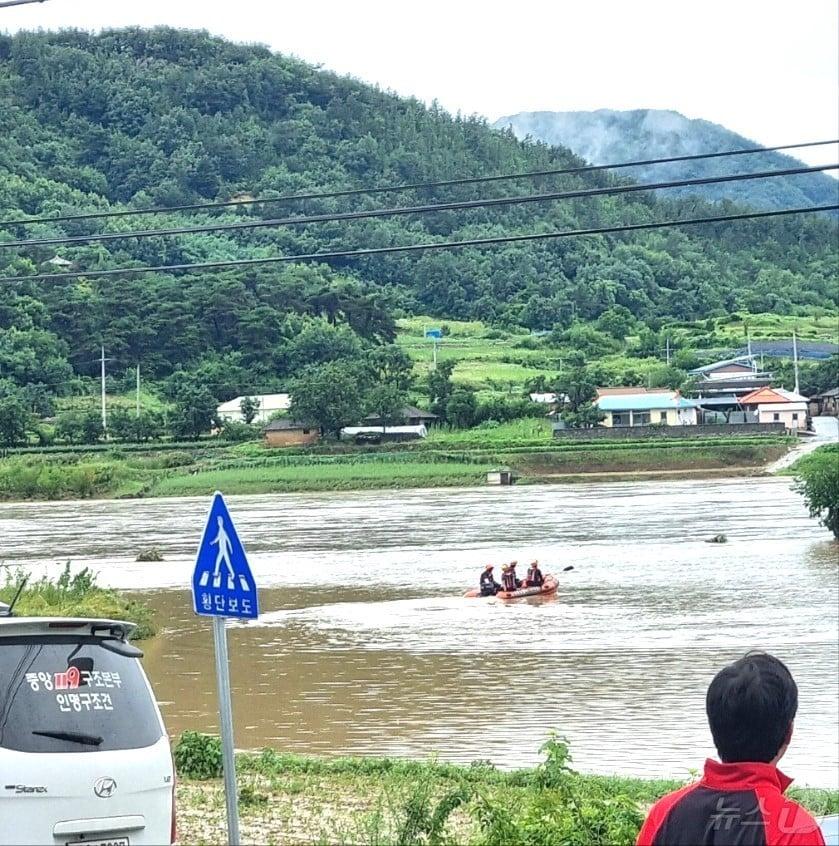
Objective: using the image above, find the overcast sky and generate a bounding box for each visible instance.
[3,0,838,167]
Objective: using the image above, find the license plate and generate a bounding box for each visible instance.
[67,839,128,846]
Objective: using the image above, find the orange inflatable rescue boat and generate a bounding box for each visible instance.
[464,574,558,600]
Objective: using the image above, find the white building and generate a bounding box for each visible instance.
[216,393,291,424]
[739,387,809,432]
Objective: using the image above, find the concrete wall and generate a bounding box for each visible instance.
[552,423,786,440]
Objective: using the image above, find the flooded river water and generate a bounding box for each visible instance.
[4,477,838,785]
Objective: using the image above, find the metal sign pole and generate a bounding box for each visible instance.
[212,616,241,846]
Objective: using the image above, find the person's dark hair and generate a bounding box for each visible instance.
[706,652,798,763]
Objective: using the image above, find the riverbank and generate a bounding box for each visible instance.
[173,736,839,846]
[0,425,792,501]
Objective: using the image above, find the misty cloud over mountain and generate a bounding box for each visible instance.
[493,109,837,211]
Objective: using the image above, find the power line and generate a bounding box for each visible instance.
[3,162,835,251]
[0,0,49,7]
[1,139,836,229]
[5,204,835,284]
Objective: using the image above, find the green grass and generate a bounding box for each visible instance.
[0,429,792,501]
[149,459,493,496]
[779,443,839,476]
[55,388,172,415]
[0,564,156,639]
[397,316,550,395]
[450,358,548,389]
[396,316,502,339]
[173,733,838,846]
[710,312,839,343]
[0,454,137,500]
[425,418,555,448]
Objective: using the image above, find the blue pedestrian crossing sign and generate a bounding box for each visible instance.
[191,491,259,620]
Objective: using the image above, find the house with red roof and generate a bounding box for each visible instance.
[739,387,809,431]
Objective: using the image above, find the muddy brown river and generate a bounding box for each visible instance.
[4,477,838,785]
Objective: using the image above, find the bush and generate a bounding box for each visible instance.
[473,736,643,846]
[174,731,223,779]
[476,397,544,425]
[55,410,103,445]
[219,420,261,442]
[0,563,156,639]
[794,445,839,539]
[0,456,126,500]
[159,451,196,468]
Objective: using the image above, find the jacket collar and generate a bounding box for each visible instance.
[702,759,793,793]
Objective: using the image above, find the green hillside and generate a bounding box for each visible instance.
[0,28,837,405]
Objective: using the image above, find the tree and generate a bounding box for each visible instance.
[364,383,406,431]
[427,360,456,417]
[445,388,478,429]
[0,392,30,446]
[556,323,621,357]
[595,306,635,341]
[239,395,260,424]
[170,383,218,440]
[794,447,839,539]
[109,407,163,442]
[365,345,414,391]
[108,407,134,442]
[646,366,688,390]
[554,368,605,429]
[55,410,103,445]
[798,355,839,397]
[290,361,366,438]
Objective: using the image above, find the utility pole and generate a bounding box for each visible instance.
[136,363,141,418]
[792,330,800,394]
[100,346,108,431]
[665,336,671,365]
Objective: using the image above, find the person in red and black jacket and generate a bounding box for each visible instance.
[637,652,824,846]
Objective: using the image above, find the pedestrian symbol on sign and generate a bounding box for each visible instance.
[191,491,258,619]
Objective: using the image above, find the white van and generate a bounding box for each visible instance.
[0,614,175,846]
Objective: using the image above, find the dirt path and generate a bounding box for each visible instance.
[766,416,839,474]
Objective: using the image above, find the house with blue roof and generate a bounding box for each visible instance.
[596,391,698,428]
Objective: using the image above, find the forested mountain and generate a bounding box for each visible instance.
[493,109,839,210]
[0,29,836,401]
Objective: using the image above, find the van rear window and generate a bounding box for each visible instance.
[0,637,163,753]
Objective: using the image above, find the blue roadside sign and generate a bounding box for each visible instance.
[191,491,259,619]
[425,328,443,340]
